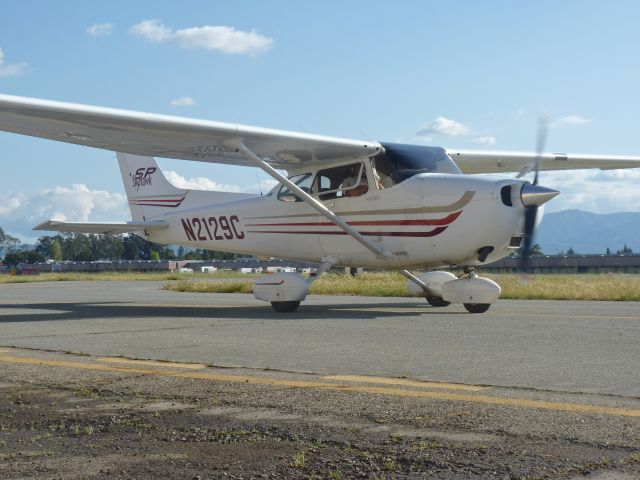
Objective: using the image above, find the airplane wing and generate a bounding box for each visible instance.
[447,149,640,174]
[33,220,168,235]
[0,94,381,168]
[2,94,638,173]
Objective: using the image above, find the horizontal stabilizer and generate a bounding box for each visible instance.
[33,220,168,235]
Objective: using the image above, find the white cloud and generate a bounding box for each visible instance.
[164,171,243,192]
[0,196,21,216]
[0,184,128,242]
[481,168,640,214]
[0,47,28,77]
[164,170,279,195]
[131,19,171,42]
[472,136,496,146]
[170,96,195,107]
[86,23,114,37]
[540,169,640,213]
[416,117,471,139]
[552,115,592,127]
[130,20,273,55]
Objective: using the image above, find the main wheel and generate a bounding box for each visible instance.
[463,303,491,314]
[426,296,450,307]
[271,301,300,313]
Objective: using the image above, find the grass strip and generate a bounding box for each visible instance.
[0,271,261,284]
[162,272,640,301]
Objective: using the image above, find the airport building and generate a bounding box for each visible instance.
[478,254,640,274]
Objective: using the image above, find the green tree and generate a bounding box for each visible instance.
[3,250,44,265]
[122,235,150,260]
[49,239,63,261]
[0,226,20,253]
[93,235,125,260]
[149,243,176,260]
[617,244,633,254]
[4,251,26,266]
[24,251,45,263]
[149,250,161,261]
[61,233,93,261]
[531,244,544,255]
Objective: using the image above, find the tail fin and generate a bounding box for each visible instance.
[117,152,188,222]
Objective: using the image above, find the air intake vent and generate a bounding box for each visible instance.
[500,185,513,206]
[509,236,523,248]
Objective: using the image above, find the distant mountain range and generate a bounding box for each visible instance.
[537,210,640,254]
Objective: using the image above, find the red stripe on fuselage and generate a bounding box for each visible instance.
[130,197,186,203]
[247,226,448,238]
[129,203,183,207]
[129,196,186,208]
[246,211,461,228]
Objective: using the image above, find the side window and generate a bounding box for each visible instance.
[277,173,313,202]
[313,162,369,200]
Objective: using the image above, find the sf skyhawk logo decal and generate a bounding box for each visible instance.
[131,167,156,191]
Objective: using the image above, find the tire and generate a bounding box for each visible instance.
[426,296,451,307]
[463,303,491,314]
[271,301,300,313]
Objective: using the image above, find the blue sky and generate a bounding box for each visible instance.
[1,1,640,240]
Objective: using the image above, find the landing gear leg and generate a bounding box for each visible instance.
[460,266,477,279]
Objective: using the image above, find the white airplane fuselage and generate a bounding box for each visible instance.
[145,173,526,269]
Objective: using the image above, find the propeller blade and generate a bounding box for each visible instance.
[520,115,550,272]
[532,115,549,186]
[519,205,538,271]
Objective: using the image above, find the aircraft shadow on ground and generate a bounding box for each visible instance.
[0,301,466,323]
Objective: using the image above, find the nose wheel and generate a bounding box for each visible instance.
[270,301,301,313]
[463,303,491,313]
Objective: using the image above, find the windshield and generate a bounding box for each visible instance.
[373,143,461,186]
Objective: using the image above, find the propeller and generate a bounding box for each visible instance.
[519,116,550,272]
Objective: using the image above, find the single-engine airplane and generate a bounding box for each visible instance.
[1,94,639,312]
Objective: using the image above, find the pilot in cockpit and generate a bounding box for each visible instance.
[342,175,368,197]
[370,156,394,189]
[341,168,369,197]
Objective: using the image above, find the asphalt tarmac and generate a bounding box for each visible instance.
[1,280,638,397]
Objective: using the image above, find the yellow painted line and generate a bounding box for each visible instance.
[97,357,207,370]
[1,354,639,418]
[323,375,487,392]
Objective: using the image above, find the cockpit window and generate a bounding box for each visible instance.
[277,173,313,202]
[313,162,368,200]
[372,143,462,187]
[277,163,370,202]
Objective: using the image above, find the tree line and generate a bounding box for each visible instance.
[1,228,239,266]
[1,225,635,266]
